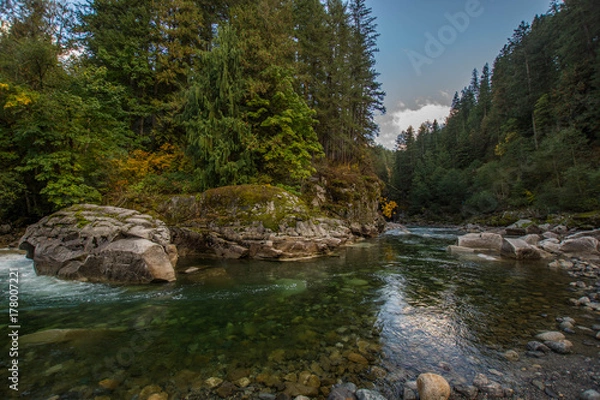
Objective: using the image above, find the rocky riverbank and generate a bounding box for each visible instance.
[444,220,600,400]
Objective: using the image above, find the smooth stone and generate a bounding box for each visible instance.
[527,341,551,353]
[147,394,168,400]
[503,350,519,361]
[139,385,164,398]
[535,331,565,341]
[284,382,318,397]
[544,340,573,354]
[560,317,576,324]
[473,373,489,388]
[560,321,574,331]
[545,387,560,398]
[501,238,541,259]
[578,296,592,306]
[479,381,504,398]
[205,377,224,389]
[355,389,387,400]
[403,387,417,400]
[457,232,504,252]
[294,396,311,400]
[98,379,119,390]
[580,389,600,400]
[236,377,251,388]
[22,328,93,346]
[328,387,357,400]
[216,381,237,398]
[259,394,277,400]
[532,380,545,391]
[455,384,478,400]
[328,383,357,400]
[347,352,369,365]
[417,373,451,400]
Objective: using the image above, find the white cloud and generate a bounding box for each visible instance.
[375,102,451,149]
[392,103,451,133]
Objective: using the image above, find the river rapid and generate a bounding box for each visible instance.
[1,227,598,399]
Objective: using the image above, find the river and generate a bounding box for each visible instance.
[0,227,596,399]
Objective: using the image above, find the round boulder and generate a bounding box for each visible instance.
[417,373,451,400]
[19,204,177,284]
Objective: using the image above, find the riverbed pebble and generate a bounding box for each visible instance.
[503,350,520,361]
[147,393,168,400]
[527,341,551,353]
[580,389,600,400]
[327,383,357,400]
[544,339,573,354]
[205,377,223,389]
[403,386,417,400]
[455,384,478,399]
[417,373,451,400]
[473,373,505,399]
[355,388,387,400]
[535,331,565,341]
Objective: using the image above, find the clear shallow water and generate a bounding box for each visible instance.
[0,228,587,399]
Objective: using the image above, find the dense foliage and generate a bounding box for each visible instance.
[392,0,600,219]
[0,0,384,222]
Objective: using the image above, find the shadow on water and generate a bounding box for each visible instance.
[0,228,589,398]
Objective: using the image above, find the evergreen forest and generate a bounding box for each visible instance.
[386,0,600,221]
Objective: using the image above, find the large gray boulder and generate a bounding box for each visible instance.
[538,238,561,254]
[457,232,503,253]
[560,236,600,256]
[501,238,542,260]
[19,204,177,284]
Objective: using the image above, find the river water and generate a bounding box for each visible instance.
[0,227,592,399]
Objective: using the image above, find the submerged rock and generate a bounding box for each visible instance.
[355,389,387,400]
[328,383,357,400]
[21,328,120,346]
[19,204,176,284]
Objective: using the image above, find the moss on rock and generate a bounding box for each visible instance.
[162,185,313,232]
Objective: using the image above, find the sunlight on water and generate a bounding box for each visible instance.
[0,229,589,399]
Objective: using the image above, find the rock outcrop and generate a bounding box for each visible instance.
[19,204,177,283]
[159,185,355,260]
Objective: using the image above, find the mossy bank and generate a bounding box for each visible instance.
[158,183,382,260]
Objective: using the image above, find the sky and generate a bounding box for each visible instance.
[366,0,553,149]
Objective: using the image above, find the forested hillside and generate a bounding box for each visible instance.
[391,0,600,220]
[0,0,384,223]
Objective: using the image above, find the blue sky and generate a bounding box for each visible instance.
[368,0,553,148]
